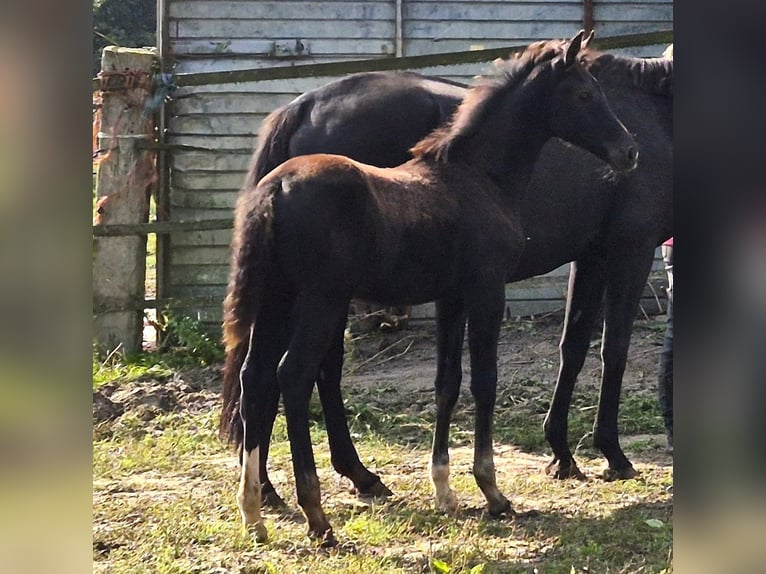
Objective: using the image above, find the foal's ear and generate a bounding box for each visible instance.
[565,30,585,66]
[582,29,595,50]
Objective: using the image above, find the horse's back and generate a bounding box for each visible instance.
[287,72,464,167]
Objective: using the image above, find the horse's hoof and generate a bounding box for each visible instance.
[261,489,288,510]
[358,479,393,499]
[312,527,337,548]
[488,498,514,518]
[602,465,639,481]
[545,458,587,481]
[435,489,459,514]
[247,522,268,545]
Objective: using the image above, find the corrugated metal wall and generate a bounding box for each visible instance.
[162,0,672,324]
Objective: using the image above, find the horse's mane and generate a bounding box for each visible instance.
[411,39,568,162]
[580,48,673,97]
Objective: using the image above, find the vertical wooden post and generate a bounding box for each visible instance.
[93,46,157,355]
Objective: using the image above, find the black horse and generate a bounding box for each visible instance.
[222,32,637,546]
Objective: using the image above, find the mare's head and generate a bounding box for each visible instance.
[536,30,638,172]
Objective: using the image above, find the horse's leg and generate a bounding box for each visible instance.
[430,297,466,513]
[466,286,512,516]
[278,293,349,546]
[595,250,655,480]
[544,258,606,480]
[238,299,291,544]
[317,320,394,498]
[255,296,293,510]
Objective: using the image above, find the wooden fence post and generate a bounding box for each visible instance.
[93,46,157,355]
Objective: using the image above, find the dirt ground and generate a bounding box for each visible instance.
[95,309,670,462]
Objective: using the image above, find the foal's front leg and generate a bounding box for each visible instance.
[466,287,512,516]
[430,298,466,513]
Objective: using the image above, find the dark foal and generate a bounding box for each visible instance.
[222,32,637,546]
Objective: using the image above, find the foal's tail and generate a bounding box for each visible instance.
[244,96,309,188]
[219,183,279,447]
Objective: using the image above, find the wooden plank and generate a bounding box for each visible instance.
[93,218,233,237]
[403,21,586,40]
[169,264,230,286]
[172,38,396,57]
[170,229,233,246]
[169,1,396,21]
[170,190,239,210]
[170,207,234,221]
[171,172,246,191]
[594,5,673,21]
[168,114,262,135]
[171,151,252,172]
[405,3,583,21]
[170,55,388,75]
[171,92,297,115]
[167,133,256,150]
[403,39,540,56]
[167,284,229,300]
[176,19,394,40]
[593,22,673,37]
[171,245,231,265]
[173,76,346,95]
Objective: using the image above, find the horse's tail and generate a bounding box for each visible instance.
[219,182,279,447]
[244,97,309,188]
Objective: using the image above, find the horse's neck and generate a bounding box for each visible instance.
[462,93,550,200]
[592,54,673,97]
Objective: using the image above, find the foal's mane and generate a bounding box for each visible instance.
[411,39,569,162]
[580,49,673,97]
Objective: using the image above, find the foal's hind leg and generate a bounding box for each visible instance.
[318,321,393,498]
[595,250,655,480]
[278,293,349,546]
[430,298,466,513]
[237,324,279,544]
[254,296,292,510]
[466,287,512,516]
[544,258,606,480]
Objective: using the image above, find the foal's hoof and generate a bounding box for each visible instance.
[545,458,587,481]
[357,479,394,499]
[261,488,288,510]
[247,522,268,545]
[488,498,514,518]
[435,488,459,514]
[311,527,337,548]
[602,465,639,481]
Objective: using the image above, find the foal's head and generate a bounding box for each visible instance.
[413,31,638,173]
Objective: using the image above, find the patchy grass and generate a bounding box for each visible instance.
[93,319,672,573]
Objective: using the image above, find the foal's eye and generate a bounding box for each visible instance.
[577,90,593,102]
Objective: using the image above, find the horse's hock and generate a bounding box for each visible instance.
[93,47,157,355]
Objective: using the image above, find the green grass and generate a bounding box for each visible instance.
[93,329,672,574]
